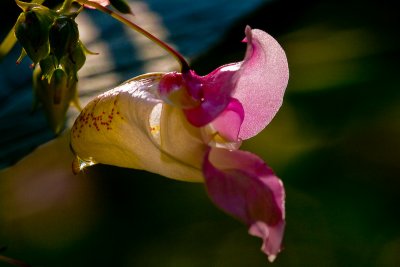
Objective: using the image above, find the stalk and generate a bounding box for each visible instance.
[76,0,190,72]
[0,254,31,267]
[58,0,74,13]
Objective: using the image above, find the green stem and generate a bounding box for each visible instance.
[58,0,74,13]
[76,0,190,72]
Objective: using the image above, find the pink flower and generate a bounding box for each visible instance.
[70,26,289,261]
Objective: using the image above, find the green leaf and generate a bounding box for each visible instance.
[0,28,17,61]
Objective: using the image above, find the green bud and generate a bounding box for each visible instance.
[14,6,54,63]
[49,16,79,62]
[110,0,133,14]
[33,66,77,134]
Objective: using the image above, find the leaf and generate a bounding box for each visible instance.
[0,27,17,61]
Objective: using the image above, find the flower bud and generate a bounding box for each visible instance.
[49,16,79,62]
[14,6,54,63]
[33,66,77,134]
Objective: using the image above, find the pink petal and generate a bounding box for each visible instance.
[209,98,244,142]
[203,147,285,260]
[158,72,199,109]
[183,64,241,127]
[84,0,110,8]
[234,26,289,139]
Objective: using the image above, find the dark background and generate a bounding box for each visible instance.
[1,0,399,266]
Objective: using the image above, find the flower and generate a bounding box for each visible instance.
[70,26,289,261]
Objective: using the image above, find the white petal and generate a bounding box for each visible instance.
[70,73,204,182]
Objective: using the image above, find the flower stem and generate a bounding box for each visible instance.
[76,0,190,72]
[0,254,31,267]
[59,0,74,13]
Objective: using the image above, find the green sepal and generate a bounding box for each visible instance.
[15,0,45,11]
[16,48,27,65]
[39,55,57,81]
[80,41,99,55]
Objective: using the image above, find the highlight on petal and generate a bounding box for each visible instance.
[234,26,289,140]
[203,147,285,260]
[70,73,205,182]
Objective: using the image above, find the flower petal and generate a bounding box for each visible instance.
[200,98,244,150]
[203,147,285,259]
[70,73,204,182]
[234,26,289,140]
[183,63,241,127]
[84,0,110,9]
[209,98,244,142]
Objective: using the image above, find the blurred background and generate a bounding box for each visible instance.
[0,0,399,266]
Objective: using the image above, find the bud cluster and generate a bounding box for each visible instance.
[14,1,88,134]
[5,0,148,134]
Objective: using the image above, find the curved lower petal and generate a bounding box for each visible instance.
[234,26,289,140]
[203,147,285,260]
[70,73,204,182]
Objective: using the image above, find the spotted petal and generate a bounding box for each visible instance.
[70,73,205,182]
[203,147,285,260]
